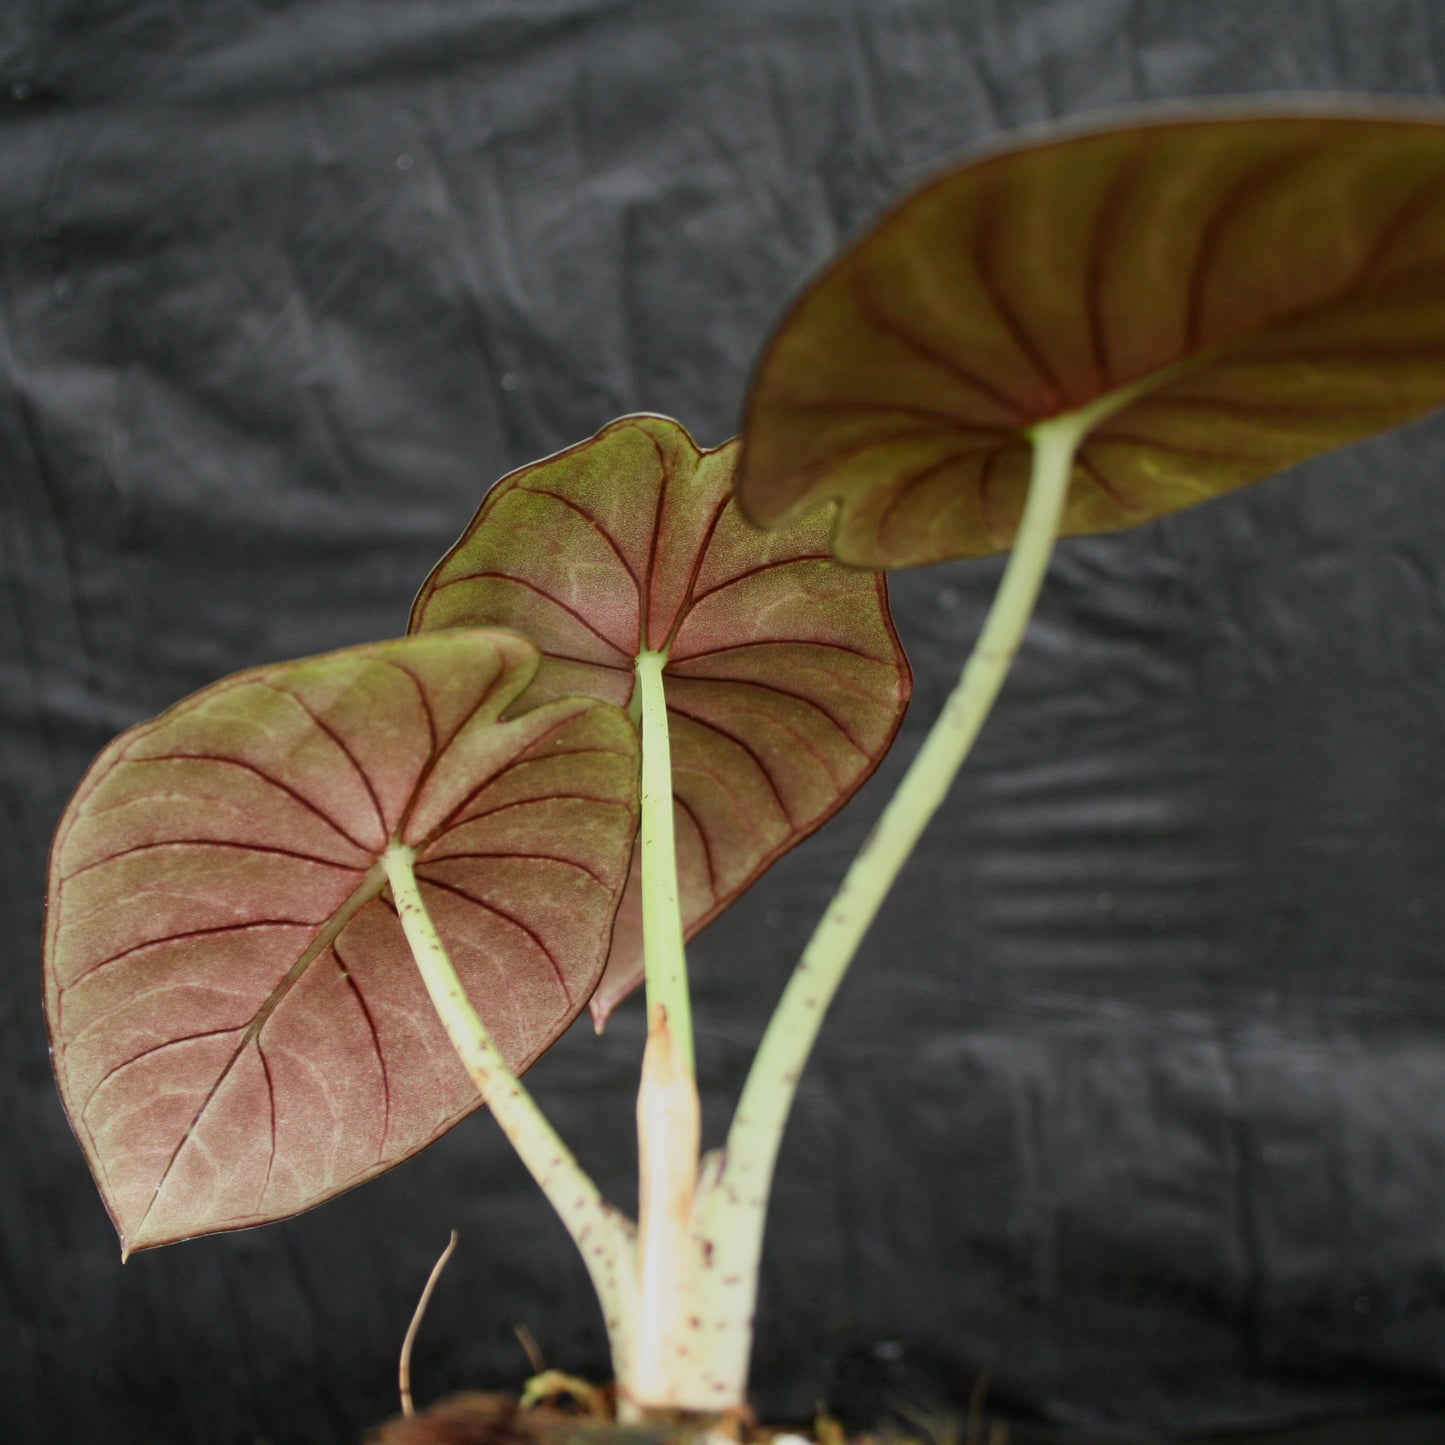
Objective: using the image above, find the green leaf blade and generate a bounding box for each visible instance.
[410,414,912,1025]
[45,631,640,1253]
[739,109,1445,568]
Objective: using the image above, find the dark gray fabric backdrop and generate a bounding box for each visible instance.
[6,2,1445,1442]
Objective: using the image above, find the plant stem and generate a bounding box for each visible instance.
[630,649,721,1409]
[633,1002,702,1407]
[697,409,1095,1387]
[634,649,695,1078]
[382,844,639,1387]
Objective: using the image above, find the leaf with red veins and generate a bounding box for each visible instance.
[44,630,639,1253]
[739,108,1445,568]
[410,414,911,1026]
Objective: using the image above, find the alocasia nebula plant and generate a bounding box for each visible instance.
[41,104,1445,1427]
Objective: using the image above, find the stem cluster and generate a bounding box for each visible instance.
[390,409,1099,1417]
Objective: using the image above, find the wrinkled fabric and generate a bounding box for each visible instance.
[4,2,1445,1441]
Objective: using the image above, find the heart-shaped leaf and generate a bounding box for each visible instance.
[739,109,1445,567]
[409,415,911,1025]
[45,630,639,1253]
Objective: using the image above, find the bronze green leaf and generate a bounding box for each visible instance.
[738,108,1445,568]
[409,414,911,1025]
[44,630,639,1253]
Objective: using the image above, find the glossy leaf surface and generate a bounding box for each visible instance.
[740,110,1445,567]
[45,631,639,1252]
[410,415,911,1024]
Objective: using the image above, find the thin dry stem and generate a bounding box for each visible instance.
[399,1229,459,1418]
[514,1323,547,1375]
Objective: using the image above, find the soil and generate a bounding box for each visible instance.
[363,1389,778,1445]
[362,1389,1445,1445]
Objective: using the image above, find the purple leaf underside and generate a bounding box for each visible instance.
[740,110,1445,568]
[410,415,912,1025]
[44,630,639,1251]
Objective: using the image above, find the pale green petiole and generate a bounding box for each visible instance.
[696,407,1106,1384]
[630,648,716,1408]
[388,643,719,1414]
[382,844,640,1388]
[385,399,1117,1415]
[634,649,694,1078]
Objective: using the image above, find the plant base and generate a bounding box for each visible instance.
[364,1391,758,1445]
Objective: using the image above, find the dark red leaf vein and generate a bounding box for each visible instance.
[1075,453,1146,517]
[663,483,733,654]
[436,792,635,836]
[667,706,796,829]
[519,484,644,591]
[672,676,872,757]
[1182,140,1322,352]
[757,426,980,507]
[333,937,391,1156]
[62,919,317,991]
[414,712,609,846]
[120,754,374,855]
[381,656,437,760]
[418,849,611,889]
[396,656,530,841]
[80,1024,247,1119]
[770,397,1012,436]
[256,1038,279,1204]
[675,637,891,669]
[416,873,572,1006]
[256,679,389,842]
[679,698,852,792]
[971,178,1067,408]
[538,651,634,675]
[673,795,718,899]
[673,652,897,719]
[1083,138,1151,391]
[976,446,1011,549]
[61,838,367,884]
[679,551,835,613]
[1351,165,1445,289]
[877,445,1004,553]
[850,270,1035,424]
[427,573,633,659]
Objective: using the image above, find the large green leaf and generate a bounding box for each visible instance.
[410,415,911,1025]
[45,631,639,1253]
[739,109,1445,568]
